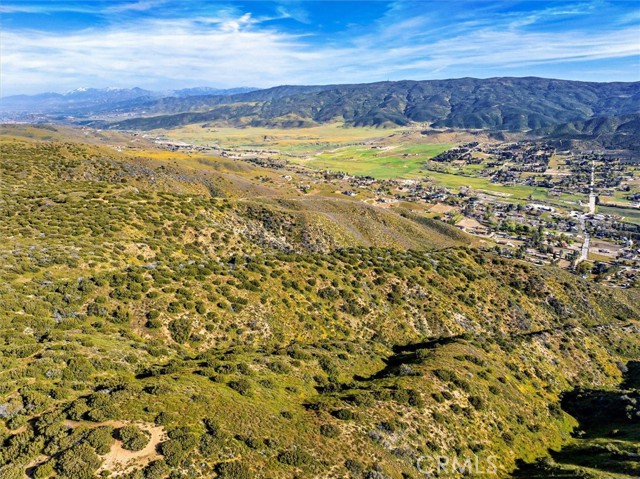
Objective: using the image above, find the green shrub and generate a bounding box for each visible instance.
[86,425,114,454]
[215,461,251,479]
[111,305,131,324]
[0,465,25,479]
[159,440,187,468]
[33,462,55,479]
[345,459,364,476]
[62,357,94,381]
[146,318,162,328]
[502,431,514,445]
[319,424,341,438]
[332,409,357,421]
[432,392,445,403]
[119,425,151,451]
[350,392,374,407]
[469,395,486,411]
[199,433,220,457]
[143,460,170,479]
[55,443,101,479]
[168,317,192,343]
[277,449,313,467]
[228,379,251,396]
[86,393,120,422]
[159,428,198,467]
[433,369,454,382]
[267,361,291,374]
[66,399,90,421]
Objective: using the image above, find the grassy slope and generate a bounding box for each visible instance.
[0,128,639,479]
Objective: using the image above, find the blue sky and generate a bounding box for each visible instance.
[1,1,639,95]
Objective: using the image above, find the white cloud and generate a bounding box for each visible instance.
[0,5,39,13]
[105,1,168,13]
[0,2,104,14]
[1,11,638,95]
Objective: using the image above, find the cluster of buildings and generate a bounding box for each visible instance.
[137,133,640,287]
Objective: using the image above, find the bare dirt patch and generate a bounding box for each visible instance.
[99,422,166,475]
[456,217,483,230]
[429,203,456,214]
[63,420,166,476]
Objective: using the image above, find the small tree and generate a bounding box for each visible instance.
[55,443,101,479]
[86,425,114,454]
[168,317,192,343]
[118,425,150,451]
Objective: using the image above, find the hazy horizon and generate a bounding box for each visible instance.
[4,74,640,99]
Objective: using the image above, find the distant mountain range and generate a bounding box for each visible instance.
[0,86,257,114]
[3,78,640,151]
[101,77,640,132]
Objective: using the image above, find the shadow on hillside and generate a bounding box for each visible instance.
[511,362,640,478]
[353,335,464,381]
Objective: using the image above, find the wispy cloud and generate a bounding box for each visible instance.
[0,0,167,15]
[105,0,168,14]
[504,2,598,27]
[0,2,97,14]
[274,3,310,24]
[1,2,638,95]
[0,5,38,13]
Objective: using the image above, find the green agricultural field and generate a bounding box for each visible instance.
[158,122,399,153]
[599,205,640,225]
[160,123,454,178]
[420,169,542,198]
[296,144,452,179]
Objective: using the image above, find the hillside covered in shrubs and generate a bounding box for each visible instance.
[0,126,638,478]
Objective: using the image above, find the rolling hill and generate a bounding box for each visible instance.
[532,113,640,151]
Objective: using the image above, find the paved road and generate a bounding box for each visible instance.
[588,194,596,215]
[575,161,596,267]
[580,231,590,263]
[588,160,596,215]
